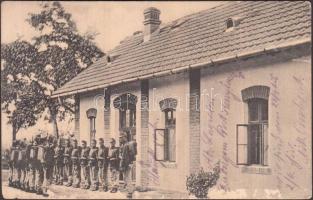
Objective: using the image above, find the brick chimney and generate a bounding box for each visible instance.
[143,7,161,42]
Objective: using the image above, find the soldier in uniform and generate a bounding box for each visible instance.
[98,138,109,192]
[52,137,58,184]
[71,139,81,188]
[89,139,99,191]
[17,140,27,190]
[8,140,19,188]
[107,138,119,193]
[64,138,73,186]
[35,134,45,195]
[24,139,33,192]
[29,137,38,193]
[41,135,55,196]
[46,136,55,185]
[8,140,16,187]
[54,138,65,185]
[13,140,22,189]
[80,140,90,189]
[119,133,137,199]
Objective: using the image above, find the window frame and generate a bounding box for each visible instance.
[236,122,269,166]
[154,128,167,161]
[236,124,249,165]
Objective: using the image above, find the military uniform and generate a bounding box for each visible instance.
[42,138,55,196]
[64,142,73,186]
[98,141,109,192]
[8,141,19,187]
[36,139,45,195]
[24,141,33,191]
[29,140,38,192]
[119,134,137,198]
[80,143,90,189]
[54,142,64,185]
[71,142,81,188]
[107,139,119,193]
[17,141,27,189]
[89,143,98,191]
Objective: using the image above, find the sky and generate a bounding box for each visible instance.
[1,1,223,149]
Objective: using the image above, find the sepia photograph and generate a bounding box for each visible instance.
[1,1,311,199]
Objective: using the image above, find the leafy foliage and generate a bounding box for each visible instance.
[1,1,104,138]
[186,162,220,199]
[1,41,46,136]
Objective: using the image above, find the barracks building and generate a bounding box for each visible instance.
[52,1,311,198]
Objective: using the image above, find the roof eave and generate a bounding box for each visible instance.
[51,38,311,99]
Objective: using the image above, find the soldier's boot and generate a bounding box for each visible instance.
[85,183,90,190]
[110,187,117,193]
[72,182,79,188]
[12,180,17,188]
[90,183,97,191]
[80,181,85,189]
[104,185,109,192]
[25,184,30,192]
[66,182,72,187]
[126,192,133,199]
[65,178,72,187]
[36,187,43,195]
[42,187,49,197]
[16,181,21,189]
[8,177,13,187]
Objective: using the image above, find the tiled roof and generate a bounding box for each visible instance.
[52,1,311,97]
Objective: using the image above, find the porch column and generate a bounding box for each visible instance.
[189,69,201,173]
[74,95,80,141]
[104,88,111,145]
[140,80,149,187]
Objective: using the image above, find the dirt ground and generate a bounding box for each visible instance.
[1,169,188,199]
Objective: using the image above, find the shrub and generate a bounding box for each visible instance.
[186,162,220,199]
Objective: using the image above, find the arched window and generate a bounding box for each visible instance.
[86,108,97,144]
[113,93,137,141]
[237,86,269,166]
[155,98,177,162]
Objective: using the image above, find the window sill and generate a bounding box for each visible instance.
[241,165,271,175]
[157,161,177,168]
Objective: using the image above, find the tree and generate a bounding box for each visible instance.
[28,1,104,137]
[1,41,46,141]
[1,1,104,139]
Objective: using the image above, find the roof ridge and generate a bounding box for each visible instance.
[52,1,311,97]
[108,1,230,53]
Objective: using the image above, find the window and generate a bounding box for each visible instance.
[225,17,244,32]
[86,108,97,144]
[155,98,177,162]
[113,93,137,142]
[237,86,270,166]
[120,109,136,129]
[226,18,234,29]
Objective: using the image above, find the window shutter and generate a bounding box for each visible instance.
[262,123,268,165]
[155,129,166,161]
[237,124,249,165]
[168,128,176,162]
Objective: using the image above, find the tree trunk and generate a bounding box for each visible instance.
[12,122,17,142]
[52,113,59,138]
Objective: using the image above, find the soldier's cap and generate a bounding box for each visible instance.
[109,138,116,143]
[119,132,127,138]
[81,140,87,144]
[98,138,104,142]
[91,139,97,143]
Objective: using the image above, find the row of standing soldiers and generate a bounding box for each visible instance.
[8,132,137,198]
